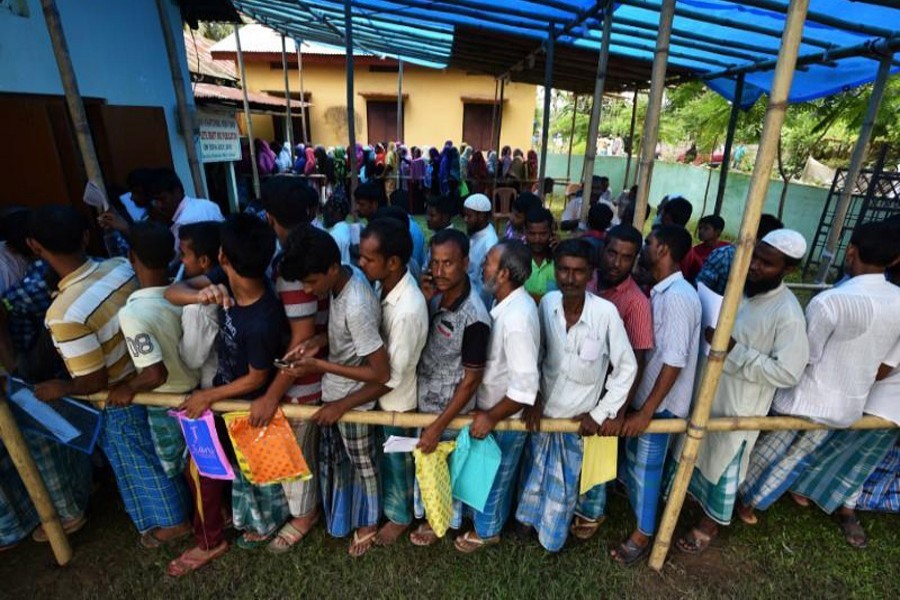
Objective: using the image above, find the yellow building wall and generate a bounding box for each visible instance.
[241,61,536,151]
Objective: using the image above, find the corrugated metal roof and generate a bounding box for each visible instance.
[211,23,369,56]
[193,81,310,109]
[184,30,238,82]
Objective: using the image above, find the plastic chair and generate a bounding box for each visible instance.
[492,187,516,221]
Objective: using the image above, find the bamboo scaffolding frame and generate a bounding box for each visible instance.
[235,23,261,200]
[632,0,675,232]
[397,59,404,144]
[296,42,310,145]
[714,73,745,216]
[281,34,295,161]
[538,24,555,187]
[814,52,893,283]
[623,83,639,190]
[345,0,359,197]
[649,0,811,572]
[565,94,578,183]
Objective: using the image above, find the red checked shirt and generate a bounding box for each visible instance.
[597,276,654,352]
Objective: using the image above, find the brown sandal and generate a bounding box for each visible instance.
[409,523,439,547]
[838,513,868,549]
[349,528,378,557]
[570,516,604,541]
[676,527,714,554]
[167,542,229,577]
[454,530,499,553]
[267,513,319,554]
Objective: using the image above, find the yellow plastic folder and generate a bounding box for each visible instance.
[223,409,312,486]
[580,436,618,496]
[413,441,456,538]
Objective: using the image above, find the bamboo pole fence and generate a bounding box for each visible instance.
[281,34,295,162]
[648,0,811,572]
[235,22,261,200]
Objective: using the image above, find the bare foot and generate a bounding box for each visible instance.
[375,521,409,546]
[155,523,192,541]
[736,501,758,525]
[789,492,810,507]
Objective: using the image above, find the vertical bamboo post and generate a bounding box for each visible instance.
[714,73,746,216]
[234,23,261,200]
[281,34,294,163]
[623,84,639,190]
[397,59,404,143]
[492,78,506,192]
[489,79,499,154]
[538,23,555,188]
[565,94,578,184]
[648,0,811,572]
[0,394,72,565]
[578,0,614,226]
[632,0,675,232]
[40,0,106,195]
[814,52,892,283]
[155,0,206,198]
[296,41,310,145]
[345,0,359,199]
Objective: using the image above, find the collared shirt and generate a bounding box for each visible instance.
[504,221,526,242]
[417,278,491,414]
[378,271,429,412]
[322,267,384,408]
[598,276,654,351]
[467,224,499,307]
[773,274,900,427]
[539,291,637,423]
[476,286,541,414]
[696,244,736,296]
[118,287,199,393]
[2,259,53,354]
[633,271,701,418]
[524,258,557,300]
[682,241,730,282]
[171,196,224,250]
[45,258,137,384]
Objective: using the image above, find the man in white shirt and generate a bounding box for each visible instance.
[150,168,224,250]
[355,218,428,546]
[740,220,900,528]
[612,225,701,567]
[462,193,499,308]
[455,240,540,553]
[515,239,636,552]
[560,176,614,231]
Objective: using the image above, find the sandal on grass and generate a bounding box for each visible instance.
[167,542,229,577]
[789,492,810,508]
[610,538,648,567]
[837,513,868,549]
[735,502,758,526]
[267,514,320,554]
[454,530,499,554]
[676,528,714,555]
[570,516,605,541]
[32,515,87,543]
[409,523,439,547]
[236,530,277,550]
[139,524,191,549]
[348,528,378,558]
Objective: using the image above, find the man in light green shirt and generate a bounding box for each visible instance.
[523,207,557,303]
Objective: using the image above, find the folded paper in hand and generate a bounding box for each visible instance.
[83,181,110,212]
[383,435,420,453]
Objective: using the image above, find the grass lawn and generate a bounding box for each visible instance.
[2,476,897,600]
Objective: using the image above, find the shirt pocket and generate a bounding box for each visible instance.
[567,336,608,385]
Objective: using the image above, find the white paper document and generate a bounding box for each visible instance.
[383,435,420,453]
[9,387,80,443]
[83,180,110,212]
[698,282,723,356]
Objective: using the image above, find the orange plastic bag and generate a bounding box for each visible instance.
[223,409,311,485]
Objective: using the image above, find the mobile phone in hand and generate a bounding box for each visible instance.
[273,358,293,369]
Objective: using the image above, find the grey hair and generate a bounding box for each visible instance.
[495,239,532,287]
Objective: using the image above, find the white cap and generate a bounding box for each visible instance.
[762,228,807,259]
[463,193,492,213]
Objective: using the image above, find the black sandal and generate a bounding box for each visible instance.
[837,513,868,549]
[610,538,649,567]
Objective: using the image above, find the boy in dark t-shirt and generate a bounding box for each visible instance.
[165,214,289,577]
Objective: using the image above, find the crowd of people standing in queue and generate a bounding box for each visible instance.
[0,145,898,578]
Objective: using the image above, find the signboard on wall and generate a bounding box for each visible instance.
[198,111,241,163]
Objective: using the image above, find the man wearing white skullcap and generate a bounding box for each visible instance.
[462,194,499,307]
[672,229,810,555]
[740,221,900,547]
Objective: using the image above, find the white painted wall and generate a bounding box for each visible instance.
[0,0,199,194]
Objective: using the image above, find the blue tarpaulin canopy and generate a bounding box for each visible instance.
[225,0,899,105]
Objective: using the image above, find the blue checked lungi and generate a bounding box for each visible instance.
[625,411,675,536]
[515,432,582,552]
[790,429,899,514]
[379,425,415,526]
[99,405,190,533]
[682,443,745,526]
[857,441,900,513]
[319,422,380,538]
[413,428,464,530]
[465,430,526,539]
[0,444,39,546]
[147,406,187,479]
[739,428,832,511]
[231,469,289,536]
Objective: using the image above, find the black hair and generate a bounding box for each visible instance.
[850,220,900,268]
[606,224,644,248]
[178,221,221,265]
[525,207,553,227]
[130,221,174,269]
[699,214,725,232]
[126,168,156,190]
[588,203,614,232]
[427,195,456,217]
[653,225,693,263]
[374,205,410,229]
[430,228,469,257]
[513,192,542,214]
[219,213,276,278]
[26,205,88,254]
[1,208,32,257]
[148,168,184,196]
[361,218,413,265]
[757,214,784,240]
[280,224,341,282]
[354,182,386,206]
[261,176,318,228]
[495,239,532,287]
[554,237,593,264]
[662,197,693,226]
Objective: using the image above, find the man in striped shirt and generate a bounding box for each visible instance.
[28,206,190,545]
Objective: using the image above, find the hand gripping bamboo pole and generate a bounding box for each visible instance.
[0,392,72,565]
[631,0,675,232]
[648,0,811,572]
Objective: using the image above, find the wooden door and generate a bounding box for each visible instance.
[462,103,494,152]
[366,101,400,145]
